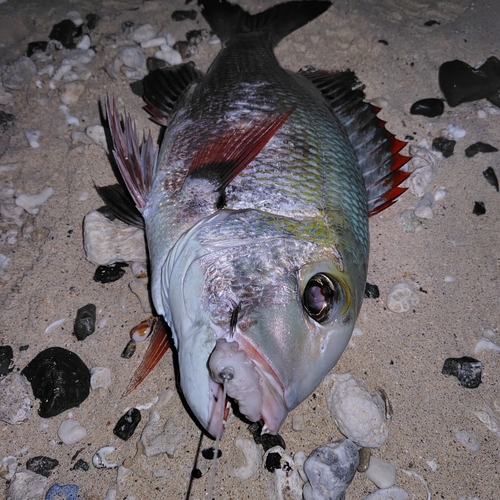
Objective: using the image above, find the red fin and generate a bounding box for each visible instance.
[106,97,157,210]
[122,317,170,397]
[187,110,293,191]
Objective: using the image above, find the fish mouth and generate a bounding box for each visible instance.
[207,336,288,436]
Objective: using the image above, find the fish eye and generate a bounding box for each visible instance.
[302,273,344,323]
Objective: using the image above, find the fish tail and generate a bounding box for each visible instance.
[197,0,332,46]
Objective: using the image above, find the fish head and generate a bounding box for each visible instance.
[161,209,367,438]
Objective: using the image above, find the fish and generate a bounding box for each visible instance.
[100,0,410,439]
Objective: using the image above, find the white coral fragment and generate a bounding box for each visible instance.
[232,437,260,481]
[387,282,419,313]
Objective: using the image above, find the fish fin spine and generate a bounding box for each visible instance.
[106,97,157,211]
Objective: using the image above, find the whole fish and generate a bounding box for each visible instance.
[102,0,410,439]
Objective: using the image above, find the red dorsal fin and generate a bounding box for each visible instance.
[186,109,293,192]
[122,317,170,397]
[106,97,157,211]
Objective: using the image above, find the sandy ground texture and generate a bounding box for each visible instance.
[1,0,499,499]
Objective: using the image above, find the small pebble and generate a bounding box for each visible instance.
[0,345,13,375]
[191,468,202,479]
[364,456,396,489]
[146,56,169,72]
[66,11,84,27]
[364,282,380,299]
[26,456,59,477]
[27,41,48,57]
[93,446,117,469]
[133,23,158,44]
[201,447,222,460]
[233,437,260,481]
[45,483,79,500]
[93,262,128,283]
[7,470,48,499]
[464,141,498,157]
[154,45,182,66]
[432,137,456,157]
[303,440,359,500]
[15,187,53,214]
[58,418,87,444]
[474,337,500,354]
[70,459,89,471]
[85,13,99,31]
[414,192,434,220]
[141,37,167,49]
[442,356,483,388]
[407,139,437,197]
[292,412,305,431]
[25,129,42,149]
[477,109,487,118]
[22,347,91,418]
[410,98,444,117]
[85,125,109,152]
[59,82,86,105]
[446,123,466,139]
[113,408,142,441]
[172,10,197,21]
[482,167,499,191]
[90,366,111,390]
[434,188,446,201]
[370,97,388,109]
[386,282,419,313]
[357,447,371,473]
[121,339,137,359]
[453,429,480,452]
[73,303,96,341]
[424,20,440,26]
[0,111,15,131]
[2,57,37,90]
[76,35,91,50]
[118,45,147,71]
[0,372,31,424]
[472,201,485,215]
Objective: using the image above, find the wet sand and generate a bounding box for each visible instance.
[0,0,499,498]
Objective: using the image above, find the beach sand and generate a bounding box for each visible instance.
[0,0,499,498]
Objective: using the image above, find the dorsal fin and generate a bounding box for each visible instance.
[186,109,293,192]
[106,97,158,211]
[95,184,144,228]
[298,68,411,216]
[143,63,204,126]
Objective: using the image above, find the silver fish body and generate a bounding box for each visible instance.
[107,0,409,438]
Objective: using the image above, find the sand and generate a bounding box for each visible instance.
[0,0,499,499]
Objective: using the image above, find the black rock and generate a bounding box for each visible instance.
[186,29,207,45]
[93,262,128,283]
[410,98,444,118]
[172,10,197,21]
[442,356,483,388]
[22,347,91,418]
[432,137,456,158]
[19,344,29,351]
[49,19,78,49]
[424,20,440,26]
[464,142,498,157]
[483,167,499,191]
[264,452,282,473]
[121,339,137,359]
[0,111,15,132]
[191,468,202,479]
[122,20,134,32]
[364,283,380,299]
[26,456,59,477]
[201,447,222,460]
[27,41,48,57]
[0,345,14,376]
[129,80,144,97]
[174,41,195,59]
[146,57,169,72]
[73,303,96,341]
[85,13,100,31]
[439,57,500,107]
[113,408,142,441]
[473,201,486,215]
[377,39,388,45]
[70,459,89,471]
[249,422,286,452]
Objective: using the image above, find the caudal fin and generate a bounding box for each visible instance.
[198,0,332,46]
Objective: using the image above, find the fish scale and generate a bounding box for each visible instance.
[103,0,410,440]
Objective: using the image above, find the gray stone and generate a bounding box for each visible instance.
[0,372,31,425]
[118,45,146,71]
[2,57,37,90]
[6,470,48,500]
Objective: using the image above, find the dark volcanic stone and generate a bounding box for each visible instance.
[146,57,168,72]
[93,262,128,283]
[377,39,388,45]
[191,468,202,479]
[26,456,59,477]
[265,452,282,473]
[113,408,142,441]
[473,201,486,215]
[27,41,48,57]
[172,10,197,21]
[483,167,499,191]
[424,20,440,26]
[432,137,456,158]
[22,347,91,418]
[121,339,137,359]
[70,459,89,471]
[85,13,100,31]
[49,19,78,49]
[439,57,500,107]
[0,111,15,132]
[364,283,380,299]
[201,447,222,460]
[174,41,195,59]
[410,98,444,117]
[442,356,483,388]
[249,422,286,452]
[186,29,207,45]
[0,345,14,376]
[73,303,96,341]
[464,142,498,157]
